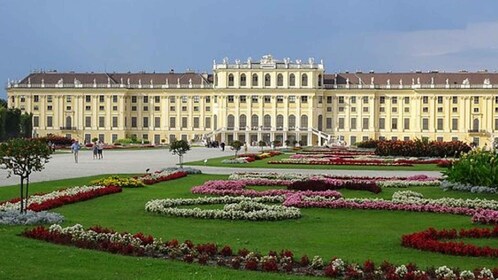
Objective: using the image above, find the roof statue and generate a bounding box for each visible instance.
[463,78,470,85]
[370,77,374,85]
[387,79,390,85]
[484,78,491,85]
[417,77,420,85]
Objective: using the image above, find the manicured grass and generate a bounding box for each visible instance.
[184,153,445,171]
[0,175,497,279]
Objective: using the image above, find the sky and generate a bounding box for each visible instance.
[1,0,498,99]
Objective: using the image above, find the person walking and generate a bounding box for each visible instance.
[97,140,105,159]
[92,141,98,159]
[70,140,81,163]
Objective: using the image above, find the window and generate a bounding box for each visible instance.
[379,118,385,129]
[240,95,247,103]
[301,96,308,103]
[380,97,385,104]
[66,96,72,103]
[99,117,105,128]
[473,96,479,104]
[252,74,258,86]
[85,117,91,127]
[363,107,369,113]
[453,96,458,104]
[326,117,332,129]
[131,106,137,111]
[113,95,118,103]
[240,74,246,86]
[264,74,271,87]
[34,95,39,102]
[391,97,397,104]
[363,96,369,104]
[182,106,187,111]
[47,105,52,111]
[351,107,357,112]
[338,96,344,104]
[391,118,398,130]
[169,117,176,128]
[277,96,284,103]
[404,97,410,104]
[338,107,345,112]
[228,74,234,86]
[338,118,345,129]
[264,96,271,103]
[362,118,369,129]
[289,96,296,103]
[495,96,498,104]
[252,96,258,103]
[495,119,498,130]
[473,108,479,113]
[193,106,199,111]
[437,137,443,142]
[112,117,118,128]
[33,105,39,111]
[154,96,160,103]
[181,96,187,103]
[143,117,149,128]
[99,106,105,111]
[327,107,332,112]
[350,136,357,145]
[379,107,385,113]
[452,137,458,141]
[404,118,410,130]
[240,114,247,129]
[228,95,234,103]
[251,114,259,129]
[423,107,428,113]
[289,74,296,86]
[350,96,356,104]
[277,74,283,86]
[142,96,148,103]
[318,96,323,104]
[169,96,176,103]
[452,118,458,130]
[193,117,199,128]
[205,96,211,103]
[33,116,39,127]
[85,95,91,102]
[205,106,210,111]
[154,106,160,111]
[350,118,357,129]
[169,106,175,111]
[131,117,137,128]
[422,118,429,130]
[327,96,332,103]
[422,96,428,104]
[301,74,308,86]
[437,107,443,113]
[47,116,53,127]
[99,95,105,103]
[66,106,72,110]
[182,117,187,128]
[132,96,137,103]
[47,95,52,103]
[391,107,397,113]
[404,107,409,113]
[205,117,211,129]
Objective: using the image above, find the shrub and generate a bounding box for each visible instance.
[37,135,74,146]
[356,139,380,149]
[375,139,471,158]
[443,149,498,189]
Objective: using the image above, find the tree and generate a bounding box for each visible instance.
[231,140,243,157]
[258,140,266,152]
[169,139,190,168]
[0,98,6,108]
[0,138,52,213]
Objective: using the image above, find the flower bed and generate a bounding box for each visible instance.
[288,179,381,194]
[375,139,471,157]
[23,224,498,279]
[145,196,301,221]
[268,158,413,166]
[401,226,498,257]
[0,185,122,212]
[91,176,145,188]
[137,170,188,185]
[0,210,64,225]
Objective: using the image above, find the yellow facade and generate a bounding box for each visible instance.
[6,55,498,146]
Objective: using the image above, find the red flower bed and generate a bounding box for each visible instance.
[28,186,122,212]
[401,226,498,257]
[139,171,188,185]
[376,140,471,158]
[288,179,381,194]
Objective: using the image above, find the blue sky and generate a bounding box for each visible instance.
[1,0,498,99]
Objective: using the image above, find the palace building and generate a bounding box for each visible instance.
[6,55,498,146]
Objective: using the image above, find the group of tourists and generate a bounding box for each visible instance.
[70,140,105,163]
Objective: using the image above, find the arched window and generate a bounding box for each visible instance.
[252,74,258,87]
[288,115,296,130]
[289,74,296,86]
[276,114,284,130]
[301,115,308,129]
[277,74,283,86]
[251,114,259,130]
[473,119,479,131]
[213,115,218,130]
[240,74,246,86]
[239,114,247,130]
[65,116,72,128]
[227,114,235,130]
[318,74,322,87]
[264,74,271,87]
[301,74,308,87]
[317,115,323,131]
[228,74,234,86]
[263,114,271,130]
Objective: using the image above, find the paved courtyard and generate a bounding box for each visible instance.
[0,147,443,187]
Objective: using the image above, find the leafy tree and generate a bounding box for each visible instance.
[0,107,6,141]
[231,140,243,157]
[20,112,33,138]
[0,138,52,213]
[5,108,21,139]
[0,98,6,108]
[169,139,190,168]
[258,140,266,152]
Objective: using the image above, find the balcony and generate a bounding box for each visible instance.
[60,126,77,131]
[467,129,488,136]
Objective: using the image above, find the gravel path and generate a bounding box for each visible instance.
[0,147,442,187]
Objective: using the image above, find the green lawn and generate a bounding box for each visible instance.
[0,175,496,280]
[185,153,445,171]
